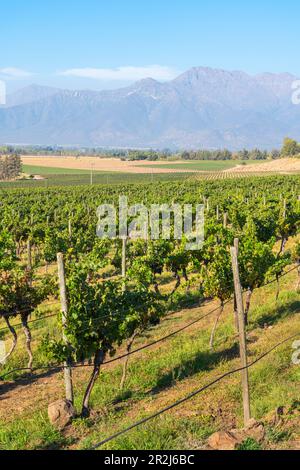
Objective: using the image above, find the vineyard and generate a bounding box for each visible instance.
[1,175,300,450]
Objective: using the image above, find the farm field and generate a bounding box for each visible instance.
[23,164,97,175]
[21,156,267,174]
[0,166,191,188]
[0,175,300,450]
[21,156,202,174]
[225,158,300,174]
[0,157,295,189]
[135,160,266,172]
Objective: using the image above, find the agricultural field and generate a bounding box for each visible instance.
[1,166,191,188]
[135,160,266,172]
[0,175,300,450]
[0,157,297,189]
[21,156,268,174]
[21,156,202,174]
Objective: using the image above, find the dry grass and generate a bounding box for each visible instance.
[21,156,198,174]
[224,158,300,174]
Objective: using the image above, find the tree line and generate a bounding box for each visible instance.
[180,138,300,161]
[0,136,299,162]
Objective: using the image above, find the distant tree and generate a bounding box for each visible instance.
[270,149,281,160]
[281,137,300,157]
[0,154,22,180]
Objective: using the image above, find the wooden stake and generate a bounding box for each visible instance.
[283,199,287,220]
[231,243,251,426]
[223,212,228,229]
[233,238,239,332]
[121,236,127,291]
[27,238,32,271]
[57,253,74,404]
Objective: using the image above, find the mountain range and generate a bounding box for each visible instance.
[1,67,300,150]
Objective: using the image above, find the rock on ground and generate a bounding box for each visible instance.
[48,399,76,430]
[207,419,265,450]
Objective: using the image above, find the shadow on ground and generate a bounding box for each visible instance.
[0,367,61,398]
[251,300,300,329]
[148,342,239,395]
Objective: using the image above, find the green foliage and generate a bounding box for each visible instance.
[0,154,22,181]
[0,229,54,319]
[203,244,233,302]
[281,137,300,157]
[238,220,276,290]
[237,438,263,450]
[0,230,16,270]
[2,174,300,423]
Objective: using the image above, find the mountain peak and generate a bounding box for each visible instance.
[7,84,60,107]
[174,66,248,82]
[135,77,159,85]
[1,66,300,149]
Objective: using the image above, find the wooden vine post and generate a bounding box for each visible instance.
[121,236,127,292]
[223,212,228,229]
[57,252,74,404]
[233,238,239,332]
[68,218,72,238]
[27,238,32,271]
[283,199,287,220]
[230,240,251,426]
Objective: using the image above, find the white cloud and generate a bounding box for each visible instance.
[59,65,178,81]
[0,67,33,79]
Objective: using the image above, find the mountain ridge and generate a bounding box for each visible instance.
[1,67,299,149]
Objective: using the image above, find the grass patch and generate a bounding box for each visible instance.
[237,438,263,450]
[0,412,72,450]
[22,164,96,175]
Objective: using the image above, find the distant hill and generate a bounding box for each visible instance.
[0,67,300,149]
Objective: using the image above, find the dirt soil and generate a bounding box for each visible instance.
[22,156,201,174]
[224,158,300,174]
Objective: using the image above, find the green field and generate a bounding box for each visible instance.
[0,165,191,188]
[0,160,268,188]
[136,160,265,171]
[22,164,95,175]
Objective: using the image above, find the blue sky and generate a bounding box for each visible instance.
[1,0,300,92]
